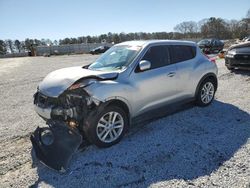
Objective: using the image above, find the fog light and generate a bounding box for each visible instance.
[40,129,54,146]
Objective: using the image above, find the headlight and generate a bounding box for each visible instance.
[68,79,97,90]
[226,49,236,58]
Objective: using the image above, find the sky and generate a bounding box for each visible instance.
[0,0,249,41]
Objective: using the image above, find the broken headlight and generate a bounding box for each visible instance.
[68,79,97,90]
[85,96,101,106]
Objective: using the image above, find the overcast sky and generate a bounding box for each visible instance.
[0,0,249,40]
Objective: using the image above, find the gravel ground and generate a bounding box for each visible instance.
[0,55,249,188]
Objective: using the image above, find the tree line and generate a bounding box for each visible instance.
[1,9,249,55]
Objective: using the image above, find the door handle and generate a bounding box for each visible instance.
[167,72,176,77]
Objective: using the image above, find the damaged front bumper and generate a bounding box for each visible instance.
[34,105,52,119]
[31,89,102,171]
[30,120,82,172]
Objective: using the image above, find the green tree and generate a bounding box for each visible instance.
[77,36,86,43]
[112,34,120,43]
[53,40,59,46]
[5,40,14,53]
[86,36,92,43]
[0,40,7,55]
[24,38,34,51]
[14,40,21,52]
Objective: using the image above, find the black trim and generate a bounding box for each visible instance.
[132,98,195,126]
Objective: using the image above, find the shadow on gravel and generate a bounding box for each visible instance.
[231,69,250,76]
[30,100,250,188]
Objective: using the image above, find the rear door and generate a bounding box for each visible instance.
[170,45,197,98]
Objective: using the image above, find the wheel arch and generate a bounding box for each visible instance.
[105,99,130,116]
[195,73,218,97]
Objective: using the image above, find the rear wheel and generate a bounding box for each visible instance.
[85,106,128,148]
[196,78,216,106]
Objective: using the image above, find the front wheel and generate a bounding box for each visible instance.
[85,106,128,148]
[196,78,216,107]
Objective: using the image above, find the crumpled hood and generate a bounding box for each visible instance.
[39,66,118,97]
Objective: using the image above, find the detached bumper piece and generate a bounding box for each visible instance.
[30,120,82,172]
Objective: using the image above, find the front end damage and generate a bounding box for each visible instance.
[31,87,101,171]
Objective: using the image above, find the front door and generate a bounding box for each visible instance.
[129,45,178,116]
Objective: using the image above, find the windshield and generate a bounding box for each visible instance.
[88,45,142,71]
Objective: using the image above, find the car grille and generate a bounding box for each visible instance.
[234,54,250,60]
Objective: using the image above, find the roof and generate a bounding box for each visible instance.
[116,40,197,47]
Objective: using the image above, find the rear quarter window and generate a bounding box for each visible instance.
[171,45,196,64]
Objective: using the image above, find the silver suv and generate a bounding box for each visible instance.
[34,40,218,149]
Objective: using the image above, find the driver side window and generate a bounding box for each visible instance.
[141,45,170,70]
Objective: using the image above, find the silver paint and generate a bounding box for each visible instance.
[38,66,118,97]
[37,40,218,119]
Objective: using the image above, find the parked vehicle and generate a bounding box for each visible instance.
[225,42,250,70]
[89,45,110,54]
[31,40,218,171]
[242,36,250,42]
[198,39,224,54]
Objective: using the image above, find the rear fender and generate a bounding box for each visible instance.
[195,73,218,97]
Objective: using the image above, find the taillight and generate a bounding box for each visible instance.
[204,54,216,63]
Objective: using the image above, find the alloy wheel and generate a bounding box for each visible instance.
[96,111,124,143]
[201,82,215,104]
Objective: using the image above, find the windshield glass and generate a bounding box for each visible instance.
[88,45,142,71]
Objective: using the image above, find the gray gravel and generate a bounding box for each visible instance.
[0,55,249,188]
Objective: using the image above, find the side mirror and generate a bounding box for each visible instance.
[139,60,151,71]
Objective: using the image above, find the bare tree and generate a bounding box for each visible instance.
[174,21,198,38]
[227,19,243,38]
[174,21,198,33]
[246,8,250,18]
[200,17,230,39]
[174,22,189,34]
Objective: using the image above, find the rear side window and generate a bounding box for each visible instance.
[171,45,196,64]
[142,45,170,69]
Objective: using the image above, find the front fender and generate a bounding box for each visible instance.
[84,81,133,113]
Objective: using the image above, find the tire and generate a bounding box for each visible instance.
[196,78,216,107]
[85,105,129,148]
